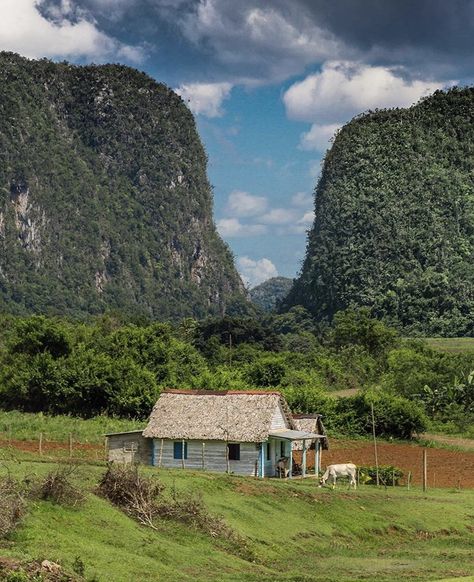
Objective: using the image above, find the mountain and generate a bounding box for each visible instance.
[250,277,292,312]
[284,88,474,336]
[0,53,245,320]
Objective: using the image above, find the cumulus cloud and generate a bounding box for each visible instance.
[284,61,448,124]
[0,0,143,61]
[237,256,278,287]
[260,208,298,225]
[216,218,267,238]
[225,190,268,217]
[179,0,344,84]
[175,82,232,117]
[299,123,340,152]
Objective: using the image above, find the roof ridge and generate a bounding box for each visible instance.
[162,389,282,396]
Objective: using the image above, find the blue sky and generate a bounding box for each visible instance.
[1,0,474,286]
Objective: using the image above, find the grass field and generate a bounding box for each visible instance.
[0,410,143,444]
[424,337,474,354]
[1,454,474,582]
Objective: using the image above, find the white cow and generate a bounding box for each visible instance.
[319,463,357,489]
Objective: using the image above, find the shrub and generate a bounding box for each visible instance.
[0,477,26,538]
[359,465,404,486]
[30,466,85,507]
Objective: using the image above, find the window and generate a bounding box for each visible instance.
[266,442,271,461]
[227,443,240,461]
[280,441,286,457]
[173,441,188,459]
[123,441,138,453]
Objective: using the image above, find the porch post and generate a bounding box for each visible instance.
[315,439,321,475]
[288,440,292,479]
[302,439,307,478]
[260,442,265,478]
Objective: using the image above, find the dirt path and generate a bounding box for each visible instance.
[296,439,474,488]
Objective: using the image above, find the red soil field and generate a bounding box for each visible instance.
[296,439,474,489]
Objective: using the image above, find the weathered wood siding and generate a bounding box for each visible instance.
[153,439,260,476]
[270,402,289,430]
[107,433,152,465]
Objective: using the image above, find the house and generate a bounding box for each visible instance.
[106,389,328,478]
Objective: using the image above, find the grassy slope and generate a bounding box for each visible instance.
[0,411,143,444]
[1,459,474,582]
[424,338,474,354]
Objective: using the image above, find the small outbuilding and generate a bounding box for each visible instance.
[106,389,328,478]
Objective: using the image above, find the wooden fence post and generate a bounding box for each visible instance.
[69,433,73,459]
[371,403,380,486]
[407,471,411,490]
[39,432,43,456]
[422,449,427,492]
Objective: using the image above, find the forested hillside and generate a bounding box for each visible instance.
[0,52,245,320]
[249,276,292,312]
[285,87,474,336]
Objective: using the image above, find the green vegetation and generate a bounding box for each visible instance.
[0,52,245,320]
[285,87,474,336]
[424,337,474,354]
[0,411,140,444]
[250,276,293,312]
[1,461,474,581]
[1,309,473,439]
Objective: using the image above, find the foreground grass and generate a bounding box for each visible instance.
[0,410,143,444]
[1,456,473,582]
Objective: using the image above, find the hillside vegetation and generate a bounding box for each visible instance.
[250,276,293,312]
[0,52,245,320]
[1,309,473,439]
[1,461,474,582]
[285,87,474,336]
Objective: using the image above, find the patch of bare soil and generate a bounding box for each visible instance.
[295,439,474,488]
[0,437,103,460]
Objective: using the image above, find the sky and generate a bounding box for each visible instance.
[1,1,474,287]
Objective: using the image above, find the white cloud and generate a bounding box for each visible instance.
[216,218,267,238]
[298,210,315,225]
[0,0,143,61]
[260,208,298,225]
[175,81,232,117]
[299,123,341,152]
[237,256,278,287]
[283,61,448,124]
[291,192,313,207]
[225,190,268,217]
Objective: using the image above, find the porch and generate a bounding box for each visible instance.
[260,429,325,478]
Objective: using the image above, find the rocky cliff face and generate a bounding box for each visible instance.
[0,52,245,319]
[284,88,474,336]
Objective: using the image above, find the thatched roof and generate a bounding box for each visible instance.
[143,390,295,442]
[292,414,329,450]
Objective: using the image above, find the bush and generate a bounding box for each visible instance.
[359,465,403,486]
[0,477,25,538]
[30,466,85,507]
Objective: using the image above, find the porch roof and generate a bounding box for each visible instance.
[269,429,325,441]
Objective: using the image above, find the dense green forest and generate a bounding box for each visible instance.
[249,276,292,312]
[1,309,473,439]
[0,52,245,320]
[285,87,474,336]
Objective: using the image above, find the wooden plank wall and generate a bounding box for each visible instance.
[154,439,260,476]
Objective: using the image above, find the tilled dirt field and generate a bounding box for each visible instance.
[296,439,474,488]
[0,437,103,460]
